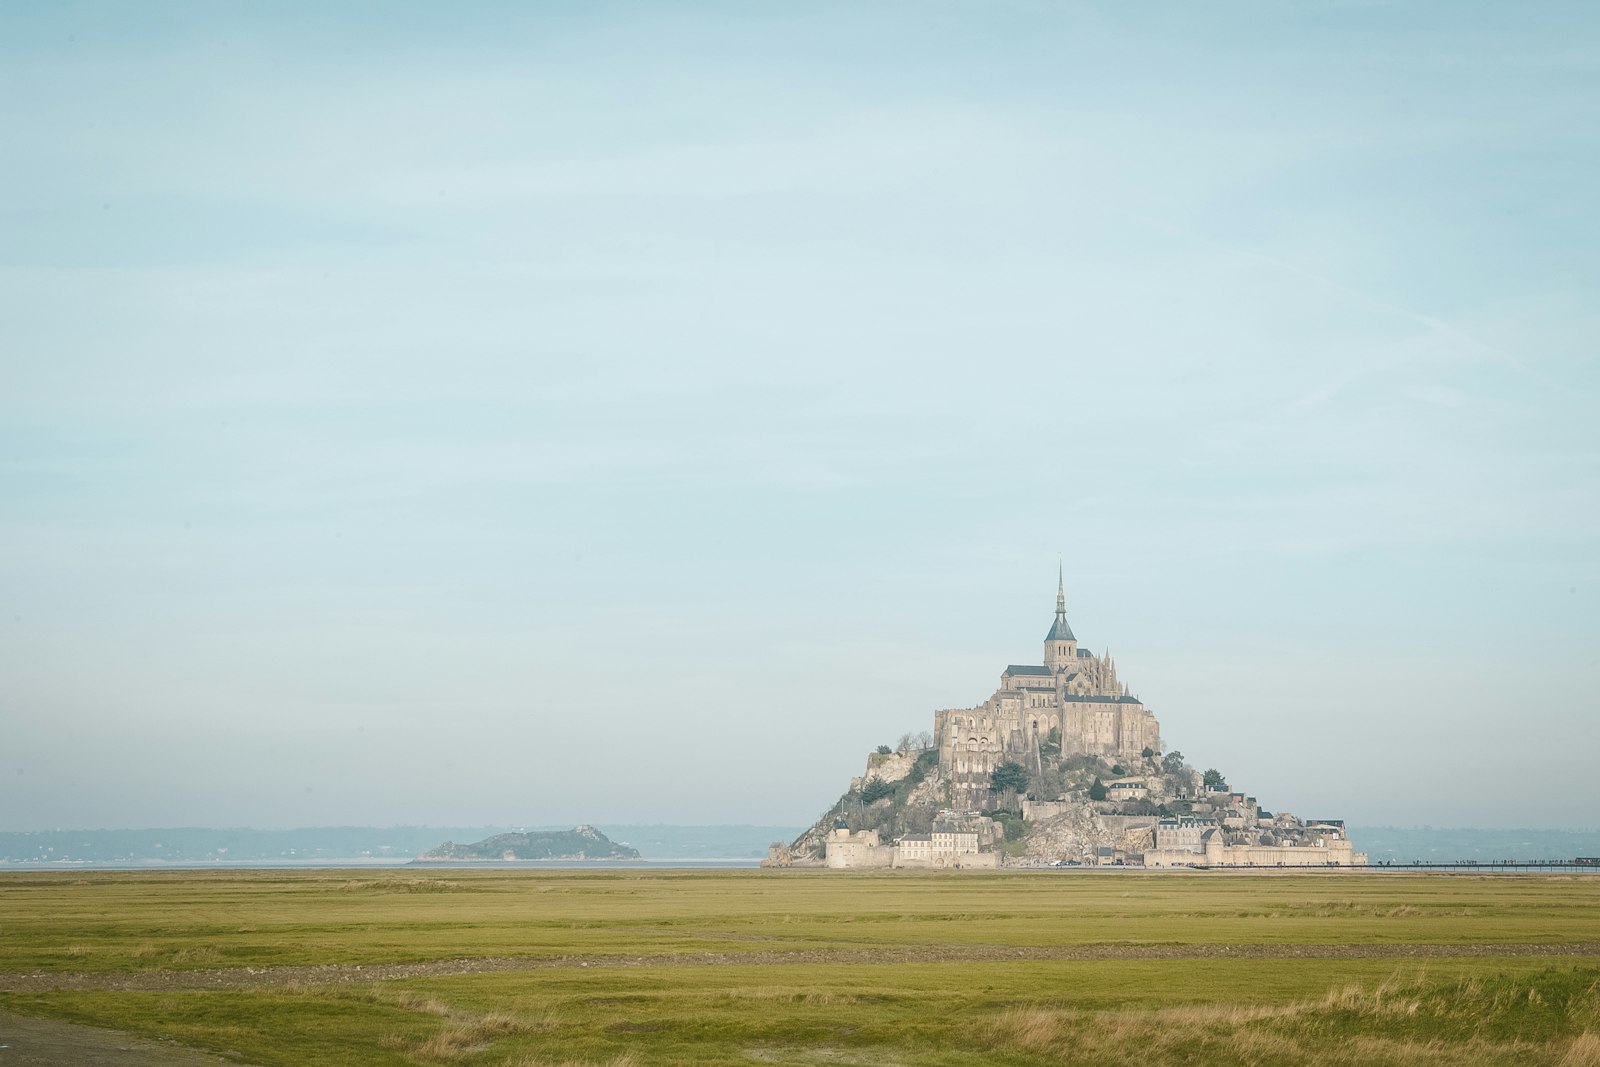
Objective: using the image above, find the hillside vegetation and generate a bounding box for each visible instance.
[791,740,1207,860]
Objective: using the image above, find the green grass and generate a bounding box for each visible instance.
[2,869,1598,1065]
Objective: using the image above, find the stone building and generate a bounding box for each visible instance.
[822,826,996,869]
[822,827,894,869]
[1144,825,1366,868]
[896,830,983,867]
[937,571,1162,809]
[1154,816,1218,851]
[1107,779,1149,801]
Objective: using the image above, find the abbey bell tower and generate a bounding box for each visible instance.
[1044,565,1077,671]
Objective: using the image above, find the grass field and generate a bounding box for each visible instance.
[1,869,1597,1065]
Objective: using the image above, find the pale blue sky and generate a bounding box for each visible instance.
[2,2,1596,830]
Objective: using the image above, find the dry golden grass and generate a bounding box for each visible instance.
[1562,1032,1600,1067]
[981,968,1599,1066]
[369,987,456,1018]
[414,1013,532,1062]
[499,1055,639,1067]
[170,946,220,964]
[1334,1034,1545,1066]
[365,985,553,1064]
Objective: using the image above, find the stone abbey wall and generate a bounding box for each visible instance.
[936,580,1161,809]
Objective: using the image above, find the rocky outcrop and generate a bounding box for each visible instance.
[1021,806,1118,861]
[851,750,919,790]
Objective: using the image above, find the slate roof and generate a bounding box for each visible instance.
[1045,616,1077,642]
[1004,664,1052,676]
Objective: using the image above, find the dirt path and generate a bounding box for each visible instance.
[2,941,1598,993]
[0,1010,259,1066]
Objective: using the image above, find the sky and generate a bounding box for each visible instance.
[2,1,1597,831]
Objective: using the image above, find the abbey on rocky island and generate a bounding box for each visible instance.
[938,568,1161,809]
[770,570,1364,870]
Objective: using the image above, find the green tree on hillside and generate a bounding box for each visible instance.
[1089,777,1109,802]
[990,762,1030,794]
[1203,768,1228,791]
[860,777,895,804]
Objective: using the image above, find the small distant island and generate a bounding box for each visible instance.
[419,825,640,862]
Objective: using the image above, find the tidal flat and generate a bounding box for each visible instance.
[1,869,1597,1065]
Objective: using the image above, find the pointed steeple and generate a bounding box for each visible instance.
[1045,565,1076,643]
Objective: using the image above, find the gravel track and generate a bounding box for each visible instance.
[3,941,1598,993]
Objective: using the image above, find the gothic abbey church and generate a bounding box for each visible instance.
[937,572,1162,808]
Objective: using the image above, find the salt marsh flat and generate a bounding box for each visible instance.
[1,869,1597,1065]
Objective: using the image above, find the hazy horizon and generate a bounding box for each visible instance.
[3,2,1596,832]
[5,824,1600,870]
[2,820,1596,835]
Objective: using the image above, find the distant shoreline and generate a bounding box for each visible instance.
[0,857,766,872]
[3,826,1597,869]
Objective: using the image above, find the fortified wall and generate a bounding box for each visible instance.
[821,826,998,870]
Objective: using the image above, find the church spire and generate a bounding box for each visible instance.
[1045,565,1076,644]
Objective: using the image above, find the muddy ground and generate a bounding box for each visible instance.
[0,1010,258,1067]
